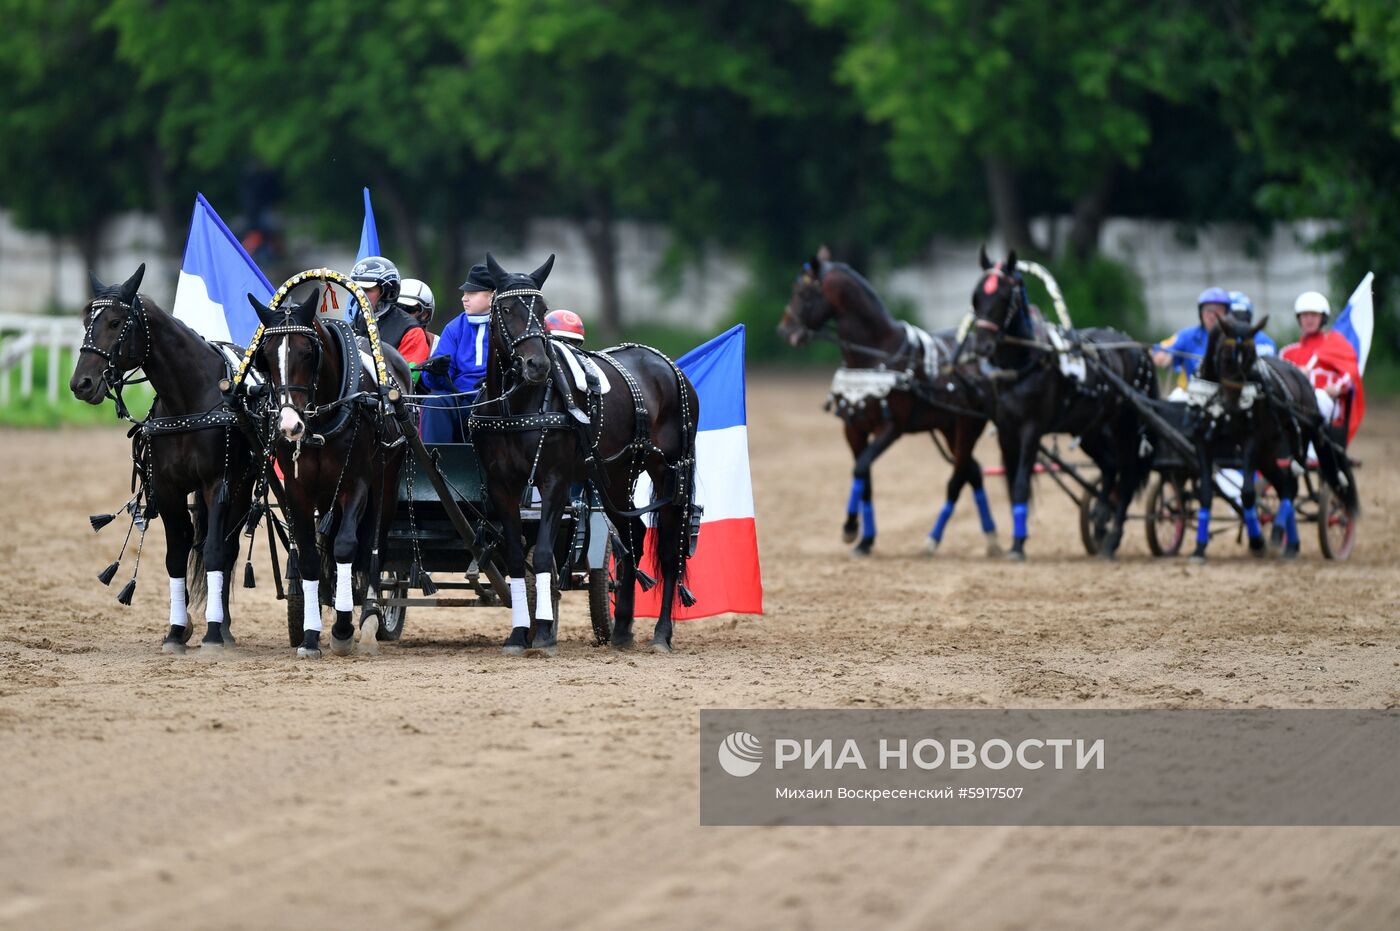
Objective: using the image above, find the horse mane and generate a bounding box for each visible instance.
[823,262,892,319]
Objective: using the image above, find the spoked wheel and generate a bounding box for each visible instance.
[1078,479,1109,556]
[588,537,615,646]
[375,571,408,642]
[1317,484,1357,560]
[1145,473,1188,557]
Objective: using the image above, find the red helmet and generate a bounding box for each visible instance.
[545,309,585,343]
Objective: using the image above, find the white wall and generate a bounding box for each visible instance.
[0,208,1341,340]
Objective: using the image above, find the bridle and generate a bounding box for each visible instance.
[970,268,1027,340]
[260,316,324,422]
[490,286,552,393]
[81,293,151,419]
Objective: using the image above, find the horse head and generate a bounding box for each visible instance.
[70,264,147,404]
[1207,313,1268,409]
[248,287,324,442]
[485,252,555,386]
[966,246,1022,361]
[778,250,835,348]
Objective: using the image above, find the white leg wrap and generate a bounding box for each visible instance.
[510,577,529,629]
[303,580,322,632]
[335,562,354,612]
[534,573,554,621]
[204,571,225,624]
[169,577,188,627]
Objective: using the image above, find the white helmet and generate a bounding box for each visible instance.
[1293,290,1330,320]
[398,279,436,324]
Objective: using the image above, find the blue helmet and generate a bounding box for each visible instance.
[1197,287,1231,309]
[1227,290,1254,322]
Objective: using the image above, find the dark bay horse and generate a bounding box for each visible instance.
[963,248,1157,560]
[1187,314,1358,562]
[70,264,255,653]
[248,288,410,658]
[470,254,699,655]
[777,252,998,556]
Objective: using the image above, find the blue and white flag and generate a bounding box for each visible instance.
[1334,272,1374,375]
[356,187,380,262]
[172,193,273,346]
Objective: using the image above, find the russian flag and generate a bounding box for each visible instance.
[633,324,763,619]
[172,193,273,346]
[1334,272,1374,375]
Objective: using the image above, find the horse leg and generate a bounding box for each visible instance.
[1259,456,1299,559]
[491,484,531,656]
[850,423,899,557]
[610,515,644,650]
[291,509,325,659]
[526,476,570,657]
[925,431,963,556]
[198,480,234,653]
[1003,422,1038,561]
[1239,440,1267,557]
[1081,433,1121,560]
[329,483,368,656]
[649,468,687,653]
[842,422,868,544]
[156,487,196,654]
[1190,446,1215,564]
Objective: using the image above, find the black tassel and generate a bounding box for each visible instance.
[98,560,120,586]
[317,510,334,536]
[286,552,302,596]
[420,572,438,596]
[215,482,230,507]
[243,561,256,589]
[245,503,263,534]
[116,579,136,606]
[678,583,697,608]
[636,569,657,592]
[90,513,116,533]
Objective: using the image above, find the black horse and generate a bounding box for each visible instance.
[1186,314,1358,562]
[469,254,699,655]
[70,264,256,653]
[963,248,1157,560]
[248,288,411,658]
[778,251,998,557]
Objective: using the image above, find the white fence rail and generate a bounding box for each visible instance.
[0,314,86,405]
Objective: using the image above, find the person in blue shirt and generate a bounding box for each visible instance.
[418,262,495,443]
[1225,291,1277,357]
[1152,286,1231,393]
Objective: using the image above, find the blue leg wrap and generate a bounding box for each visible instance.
[1279,499,1299,545]
[860,499,877,540]
[1243,506,1262,541]
[1197,508,1211,545]
[931,501,956,542]
[974,488,996,533]
[1012,503,1028,540]
[847,477,866,515]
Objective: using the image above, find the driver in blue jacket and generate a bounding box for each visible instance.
[418,262,495,442]
[1152,287,1231,393]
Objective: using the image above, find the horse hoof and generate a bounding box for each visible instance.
[923,537,940,557]
[1188,554,1207,566]
[610,635,635,651]
[650,640,673,655]
[198,642,225,658]
[220,622,236,647]
[851,540,873,557]
[841,528,858,544]
[329,634,354,657]
[296,646,323,660]
[1005,550,1026,563]
[984,535,1003,558]
[502,628,529,656]
[161,640,186,655]
[525,643,557,658]
[1282,544,1299,560]
[1249,540,1267,558]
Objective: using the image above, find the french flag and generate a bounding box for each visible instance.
[172,193,273,345]
[633,324,763,619]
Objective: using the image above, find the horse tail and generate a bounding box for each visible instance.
[1313,426,1360,517]
[186,493,209,615]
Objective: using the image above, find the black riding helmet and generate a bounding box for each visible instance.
[351,255,401,310]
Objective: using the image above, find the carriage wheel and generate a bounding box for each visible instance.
[375,572,408,642]
[1078,479,1108,556]
[1316,484,1357,560]
[588,537,615,646]
[1256,477,1281,550]
[1145,474,1188,557]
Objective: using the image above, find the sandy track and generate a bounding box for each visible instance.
[1,373,1398,930]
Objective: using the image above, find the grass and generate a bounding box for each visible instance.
[0,346,153,428]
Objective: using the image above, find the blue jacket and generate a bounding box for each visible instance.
[421,313,491,394]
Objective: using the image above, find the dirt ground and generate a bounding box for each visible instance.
[2,372,1398,930]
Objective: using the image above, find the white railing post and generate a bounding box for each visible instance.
[48,323,61,404]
